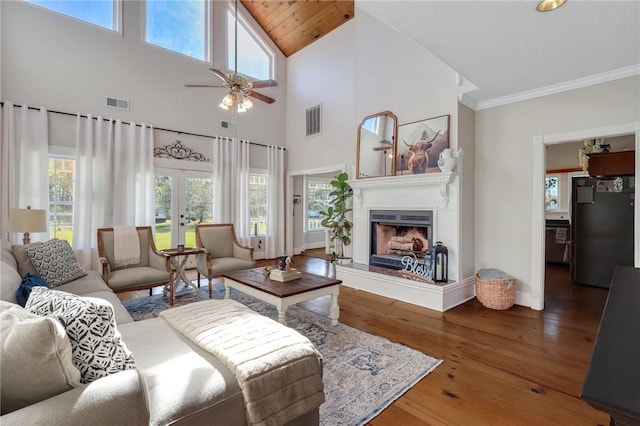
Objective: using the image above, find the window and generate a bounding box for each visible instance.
[545,175,559,211]
[249,173,268,235]
[306,180,332,231]
[25,0,117,31]
[227,9,272,80]
[49,157,76,244]
[146,0,207,61]
[362,116,379,134]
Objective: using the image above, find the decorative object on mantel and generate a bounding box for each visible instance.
[154,140,210,162]
[437,147,462,172]
[319,172,353,263]
[395,114,450,175]
[578,138,606,172]
[356,111,398,179]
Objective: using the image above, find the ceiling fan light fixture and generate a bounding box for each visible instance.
[536,0,566,12]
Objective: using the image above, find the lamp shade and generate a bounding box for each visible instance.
[9,208,47,233]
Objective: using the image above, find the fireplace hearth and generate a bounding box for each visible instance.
[370,210,433,270]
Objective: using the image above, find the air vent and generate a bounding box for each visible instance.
[105,96,129,111]
[221,120,235,130]
[305,104,321,137]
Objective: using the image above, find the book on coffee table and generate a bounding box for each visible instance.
[270,268,302,282]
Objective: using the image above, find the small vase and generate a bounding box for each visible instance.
[438,148,458,172]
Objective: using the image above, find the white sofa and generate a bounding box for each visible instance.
[0,240,323,425]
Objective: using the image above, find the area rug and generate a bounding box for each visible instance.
[122,282,442,425]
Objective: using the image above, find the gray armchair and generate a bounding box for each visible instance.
[195,223,256,298]
[97,226,171,295]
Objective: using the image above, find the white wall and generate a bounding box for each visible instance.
[475,76,640,299]
[285,8,476,283]
[1,0,287,146]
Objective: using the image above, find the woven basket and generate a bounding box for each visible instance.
[475,269,516,310]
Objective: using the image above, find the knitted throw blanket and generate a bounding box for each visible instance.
[159,300,325,426]
[112,226,140,268]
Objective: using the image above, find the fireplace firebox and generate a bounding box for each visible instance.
[369,210,433,270]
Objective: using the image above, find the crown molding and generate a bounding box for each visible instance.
[475,65,640,111]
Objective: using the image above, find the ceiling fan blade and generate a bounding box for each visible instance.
[247,90,276,104]
[185,84,226,88]
[209,68,232,84]
[372,146,393,151]
[251,79,278,89]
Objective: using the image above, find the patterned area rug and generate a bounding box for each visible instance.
[122,282,442,425]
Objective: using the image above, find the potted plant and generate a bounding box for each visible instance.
[319,172,353,264]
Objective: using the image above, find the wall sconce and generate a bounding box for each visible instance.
[9,206,47,245]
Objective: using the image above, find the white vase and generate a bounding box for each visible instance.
[438,148,458,172]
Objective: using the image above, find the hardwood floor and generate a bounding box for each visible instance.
[119,258,610,425]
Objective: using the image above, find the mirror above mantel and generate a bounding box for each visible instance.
[356,111,398,179]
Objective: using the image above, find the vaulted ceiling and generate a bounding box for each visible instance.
[241,0,354,57]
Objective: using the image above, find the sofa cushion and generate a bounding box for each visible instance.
[119,318,246,426]
[81,290,134,325]
[1,260,22,304]
[24,239,87,287]
[1,240,17,269]
[56,271,113,295]
[26,287,136,383]
[0,301,81,415]
[11,244,39,277]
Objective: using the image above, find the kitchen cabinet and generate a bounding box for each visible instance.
[587,149,634,177]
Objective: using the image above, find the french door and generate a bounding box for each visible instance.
[154,169,213,258]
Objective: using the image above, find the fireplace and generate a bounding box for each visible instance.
[370,210,433,269]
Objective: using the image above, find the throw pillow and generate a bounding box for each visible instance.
[25,287,136,383]
[16,273,51,307]
[0,300,81,415]
[24,239,87,287]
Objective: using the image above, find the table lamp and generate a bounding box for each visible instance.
[9,206,47,245]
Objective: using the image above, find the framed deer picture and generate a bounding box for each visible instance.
[395,114,450,175]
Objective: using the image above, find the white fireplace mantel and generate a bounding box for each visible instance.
[349,172,454,208]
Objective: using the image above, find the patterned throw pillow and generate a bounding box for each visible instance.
[26,287,136,383]
[24,239,87,287]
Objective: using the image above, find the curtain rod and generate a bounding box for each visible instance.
[0,101,286,151]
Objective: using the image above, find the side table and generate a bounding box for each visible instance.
[161,247,205,305]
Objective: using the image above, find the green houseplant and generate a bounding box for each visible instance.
[319,172,353,263]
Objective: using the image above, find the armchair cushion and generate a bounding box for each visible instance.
[106,267,170,291]
[24,239,86,287]
[0,301,81,415]
[25,288,136,383]
[208,257,256,277]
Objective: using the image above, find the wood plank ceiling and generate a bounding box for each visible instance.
[241,1,355,57]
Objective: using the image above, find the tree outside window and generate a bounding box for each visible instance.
[49,157,75,243]
[249,173,268,235]
[545,176,559,211]
[306,180,332,231]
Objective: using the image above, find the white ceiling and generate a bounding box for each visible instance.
[358,0,640,109]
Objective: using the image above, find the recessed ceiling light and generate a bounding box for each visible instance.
[537,0,566,12]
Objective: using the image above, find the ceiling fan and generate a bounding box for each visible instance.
[185,0,277,111]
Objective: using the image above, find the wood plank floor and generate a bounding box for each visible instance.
[119,256,610,425]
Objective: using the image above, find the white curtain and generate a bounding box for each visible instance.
[73,116,154,270]
[213,137,250,245]
[1,102,49,244]
[266,145,285,258]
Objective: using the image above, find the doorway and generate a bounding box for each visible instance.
[285,164,346,256]
[154,168,214,261]
[532,122,639,310]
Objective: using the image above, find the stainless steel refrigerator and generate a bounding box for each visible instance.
[571,176,635,288]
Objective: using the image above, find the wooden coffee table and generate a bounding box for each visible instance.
[222,268,342,325]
